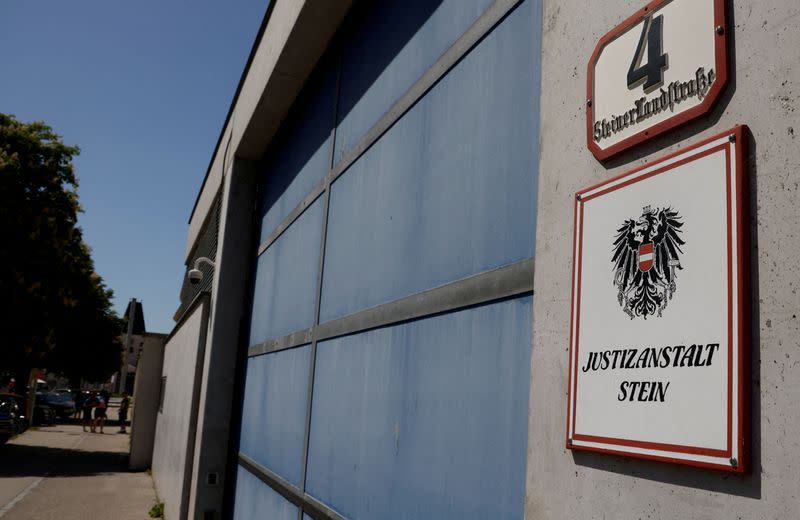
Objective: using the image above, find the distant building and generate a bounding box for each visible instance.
[119,299,166,394]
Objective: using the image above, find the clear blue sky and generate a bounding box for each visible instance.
[0,0,269,333]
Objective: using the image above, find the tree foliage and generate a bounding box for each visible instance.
[0,113,123,384]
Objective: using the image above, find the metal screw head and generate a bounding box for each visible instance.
[716,25,725,35]
[576,194,582,201]
[730,457,738,467]
[587,99,592,107]
[729,134,736,143]
[568,438,573,445]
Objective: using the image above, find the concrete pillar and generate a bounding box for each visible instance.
[187,157,257,520]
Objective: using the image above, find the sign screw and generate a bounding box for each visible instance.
[586,99,592,107]
[576,194,582,201]
[568,438,573,445]
[716,25,725,35]
[728,134,736,143]
[729,457,738,467]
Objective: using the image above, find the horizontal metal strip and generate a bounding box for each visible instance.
[315,258,534,342]
[247,258,534,357]
[238,453,345,520]
[302,494,348,520]
[328,0,521,184]
[248,328,313,357]
[257,181,326,257]
[238,453,302,508]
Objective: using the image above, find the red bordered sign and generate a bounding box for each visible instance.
[567,126,750,472]
[587,0,730,161]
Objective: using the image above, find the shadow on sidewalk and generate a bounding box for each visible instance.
[0,442,131,478]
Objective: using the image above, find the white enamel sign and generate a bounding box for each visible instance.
[587,0,729,161]
[567,126,749,472]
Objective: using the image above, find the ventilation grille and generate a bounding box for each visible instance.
[175,193,221,321]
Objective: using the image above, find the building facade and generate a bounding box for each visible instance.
[156,0,800,518]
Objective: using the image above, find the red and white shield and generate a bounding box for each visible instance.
[638,243,654,272]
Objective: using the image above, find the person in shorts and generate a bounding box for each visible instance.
[82,393,96,432]
[118,393,130,433]
[93,394,107,433]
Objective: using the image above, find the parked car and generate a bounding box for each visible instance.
[0,393,29,444]
[40,392,76,419]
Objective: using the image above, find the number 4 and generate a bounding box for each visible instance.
[627,14,668,92]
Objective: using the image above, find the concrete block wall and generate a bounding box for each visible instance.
[152,298,209,520]
[129,336,165,470]
[526,1,800,518]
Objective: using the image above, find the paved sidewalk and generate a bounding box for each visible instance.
[0,424,158,519]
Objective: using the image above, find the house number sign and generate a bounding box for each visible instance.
[586,0,730,161]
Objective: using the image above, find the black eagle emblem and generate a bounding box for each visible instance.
[612,206,685,319]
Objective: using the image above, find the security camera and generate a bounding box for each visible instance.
[187,256,216,286]
[188,269,203,285]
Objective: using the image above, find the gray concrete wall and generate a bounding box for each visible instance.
[187,159,257,520]
[129,336,165,470]
[152,299,209,520]
[526,1,800,518]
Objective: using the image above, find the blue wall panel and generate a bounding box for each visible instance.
[334,0,493,163]
[239,345,311,487]
[233,465,298,520]
[250,197,323,345]
[306,295,533,519]
[321,0,539,322]
[258,65,335,244]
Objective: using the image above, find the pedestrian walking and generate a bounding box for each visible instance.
[93,393,107,434]
[118,393,130,433]
[82,392,97,432]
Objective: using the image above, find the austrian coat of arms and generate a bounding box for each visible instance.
[611,206,685,319]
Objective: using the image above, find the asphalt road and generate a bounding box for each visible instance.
[0,423,157,519]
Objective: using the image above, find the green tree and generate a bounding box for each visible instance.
[0,113,123,385]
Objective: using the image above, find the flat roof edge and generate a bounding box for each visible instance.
[185,0,353,262]
[187,0,276,225]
